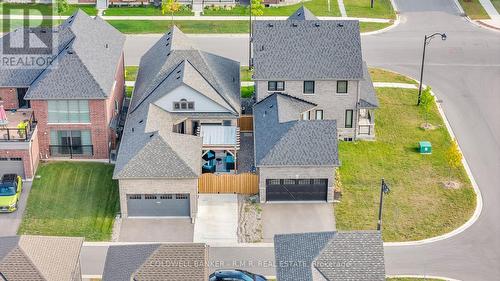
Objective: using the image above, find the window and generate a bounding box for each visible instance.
[9,158,22,161]
[268,179,280,185]
[222,120,232,126]
[49,130,92,156]
[337,80,348,94]
[283,179,296,185]
[345,109,353,128]
[268,81,285,91]
[315,110,323,120]
[144,194,157,199]
[298,179,311,185]
[175,194,189,199]
[128,194,142,199]
[48,100,90,123]
[173,99,194,111]
[114,100,119,114]
[302,111,311,120]
[160,194,173,199]
[303,81,315,94]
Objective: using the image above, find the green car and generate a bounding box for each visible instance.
[0,174,23,213]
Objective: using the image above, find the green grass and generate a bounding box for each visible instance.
[344,0,396,19]
[359,21,392,32]
[387,279,444,281]
[103,5,193,16]
[241,85,254,98]
[203,0,340,16]
[369,67,418,84]
[126,86,134,98]
[107,20,249,34]
[125,66,139,81]
[18,162,120,241]
[491,0,500,13]
[0,3,97,16]
[458,0,490,19]
[335,87,476,242]
[240,66,253,81]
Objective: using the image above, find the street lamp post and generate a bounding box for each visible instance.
[417,32,447,105]
[377,178,390,231]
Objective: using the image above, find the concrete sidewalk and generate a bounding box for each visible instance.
[0,14,391,23]
[194,194,239,244]
[473,0,500,29]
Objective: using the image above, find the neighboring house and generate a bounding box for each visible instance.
[253,93,339,203]
[113,27,240,221]
[253,7,379,141]
[102,243,209,281]
[274,231,385,281]
[0,235,84,281]
[0,10,126,179]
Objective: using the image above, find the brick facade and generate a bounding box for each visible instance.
[0,88,19,110]
[0,127,40,179]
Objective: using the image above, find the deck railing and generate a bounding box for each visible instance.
[49,145,94,158]
[0,112,36,142]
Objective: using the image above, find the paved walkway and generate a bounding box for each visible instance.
[193,194,239,244]
[0,182,32,237]
[337,0,348,17]
[0,14,391,23]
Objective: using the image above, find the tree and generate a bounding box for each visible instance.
[419,86,434,126]
[446,139,462,180]
[162,0,181,23]
[248,0,264,70]
[55,0,68,19]
[251,0,264,18]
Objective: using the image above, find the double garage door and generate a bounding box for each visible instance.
[0,158,25,178]
[127,193,190,217]
[266,179,328,201]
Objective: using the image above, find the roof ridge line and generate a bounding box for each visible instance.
[156,133,199,177]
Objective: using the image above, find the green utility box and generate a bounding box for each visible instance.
[419,141,432,154]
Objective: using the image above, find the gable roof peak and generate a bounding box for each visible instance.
[288,6,318,20]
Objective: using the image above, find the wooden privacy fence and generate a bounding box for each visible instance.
[238,115,253,132]
[198,173,259,194]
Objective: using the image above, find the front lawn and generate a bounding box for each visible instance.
[103,5,193,16]
[18,162,119,241]
[491,0,500,13]
[359,21,392,33]
[458,0,489,19]
[203,0,340,16]
[107,20,249,34]
[344,0,396,19]
[335,87,476,242]
[240,66,253,81]
[0,3,97,16]
[241,85,254,98]
[369,67,418,84]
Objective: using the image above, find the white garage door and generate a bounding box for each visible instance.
[0,157,25,178]
[127,193,190,217]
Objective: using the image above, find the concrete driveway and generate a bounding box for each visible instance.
[194,194,238,244]
[262,203,335,242]
[0,181,32,237]
[119,218,194,242]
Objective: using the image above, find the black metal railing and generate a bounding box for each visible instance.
[49,145,94,158]
[0,112,37,142]
[358,124,373,135]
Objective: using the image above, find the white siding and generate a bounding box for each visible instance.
[154,85,231,113]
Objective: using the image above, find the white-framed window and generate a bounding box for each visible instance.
[315,110,323,120]
[302,111,312,120]
[268,81,285,91]
[173,99,195,110]
[303,81,315,94]
[114,100,119,114]
[48,100,90,123]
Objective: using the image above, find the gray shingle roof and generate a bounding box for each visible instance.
[274,232,336,281]
[288,6,318,20]
[254,93,339,166]
[253,9,363,80]
[0,235,83,281]
[0,10,125,99]
[102,243,209,281]
[114,27,239,179]
[274,231,385,281]
[314,231,385,280]
[359,62,379,108]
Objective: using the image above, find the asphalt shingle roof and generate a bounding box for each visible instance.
[253,8,363,80]
[288,6,318,20]
[254,93,339,166]
[102,243,209,281]
[114,27,239,179]
[359,62,379,108]
[0,235,83,281]
[274,231,385,281]
[0,10,125,100]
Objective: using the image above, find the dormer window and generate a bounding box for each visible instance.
[173,99,194,110]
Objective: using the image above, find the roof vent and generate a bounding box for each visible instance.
[267,23,274,27]
[167,53,171,56]
[67,50,74,54]
[167,31,171,35]
[40,29,47,33]
[297,12,302,16]
[105,43,109,49]
[260,45,265,51]
[337,23,344,27]
[292,23,298,27]
[139,120,143,124]
[177,70,181,74]
[166,37,170,41]
[314,23,320,27]
[150,133,154,138]
[132,128,135,132]
[269,104,274,108]
[176,76,180,79]
[166,43,170,46]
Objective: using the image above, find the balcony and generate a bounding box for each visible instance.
[357,109,375,140]
[0,109,36,142]
[49,145,94,158]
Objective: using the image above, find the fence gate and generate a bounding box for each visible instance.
[238,115,253,132]
[198,173,259,194]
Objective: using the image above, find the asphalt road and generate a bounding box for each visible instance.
[96,0,500,280]
[0,181,31,236]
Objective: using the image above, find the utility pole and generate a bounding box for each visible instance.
[377,178,390,231]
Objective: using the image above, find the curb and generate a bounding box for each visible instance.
[449,0,500,33]
[83,241,275,247]
[361,14,400,36]
[387,275,461,281]
[372,82,483,247]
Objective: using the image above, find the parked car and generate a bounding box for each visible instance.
[0,174,23,212]
[209,269,267,281]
